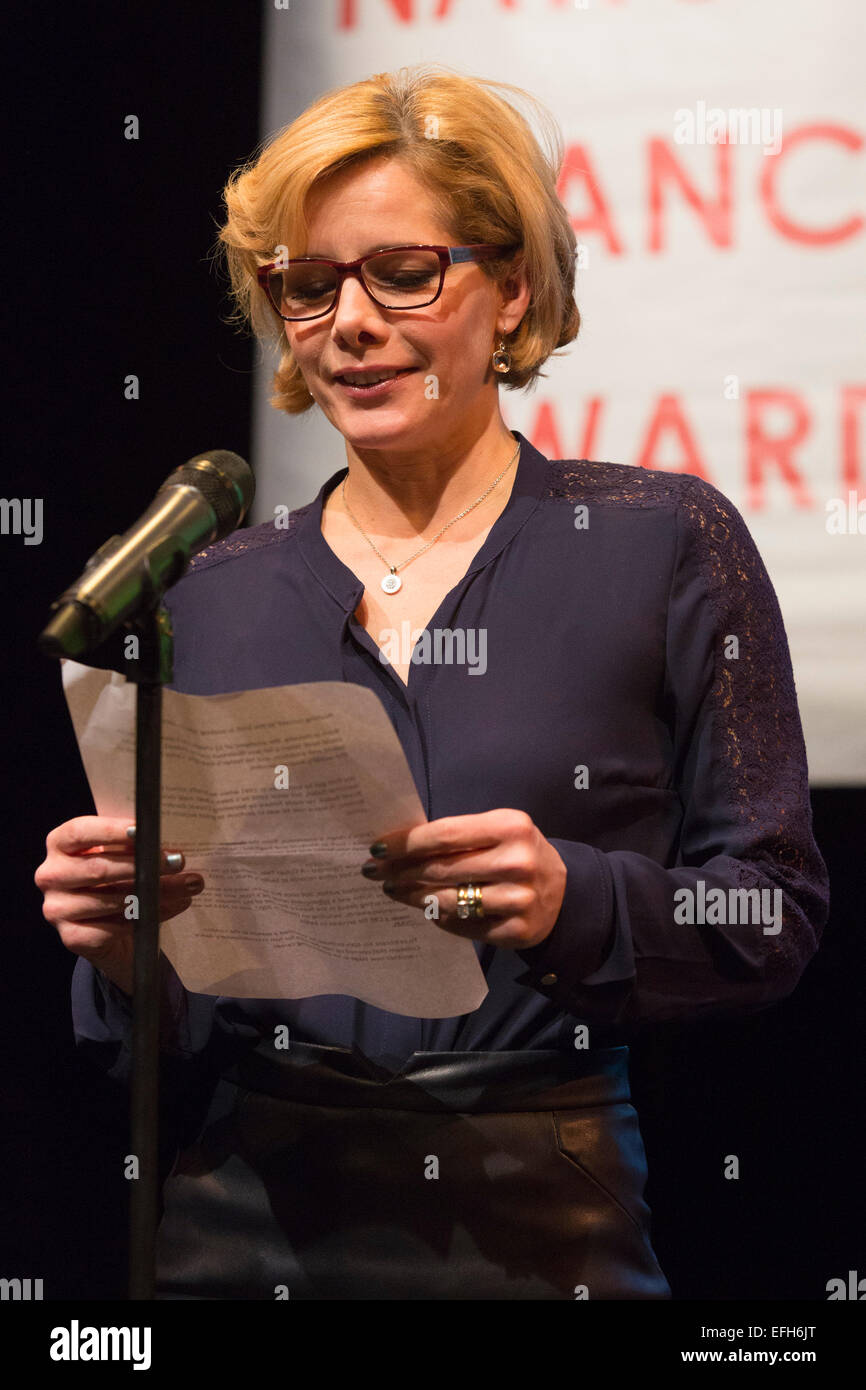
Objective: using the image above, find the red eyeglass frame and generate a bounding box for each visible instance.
[256,243,520,320]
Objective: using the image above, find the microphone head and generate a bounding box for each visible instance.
[38,450,256,661]
[161,450,255,539]
[37,600,101,659]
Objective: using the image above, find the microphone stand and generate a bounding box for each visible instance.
[37,450,254,1298]
[38,450,254,1298]
[125,601,174,1300]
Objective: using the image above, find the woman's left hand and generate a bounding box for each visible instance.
[360,809,567,949]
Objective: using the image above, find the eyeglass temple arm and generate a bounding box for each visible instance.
[448,245,515,264]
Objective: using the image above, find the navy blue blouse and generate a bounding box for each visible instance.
[71,430,830,1091]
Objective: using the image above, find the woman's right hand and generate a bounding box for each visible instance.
[34,815,205,998]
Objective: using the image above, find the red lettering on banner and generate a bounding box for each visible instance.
[339,0,415,26]
[635,394,709,477]
[526,385,865,503]
[746,391,813,510]
[558,144,623,253]
[338,0,519,26]
[760,124,864,246]
[338,0,707,27]
[841,385,866,494]
[647,140,732,251]
[553,127,861,254]
[528,396,605,463]
[559,129,864,254]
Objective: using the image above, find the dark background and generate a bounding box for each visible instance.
[3,4,863,1301]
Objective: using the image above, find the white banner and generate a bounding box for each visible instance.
[253,0,865,785]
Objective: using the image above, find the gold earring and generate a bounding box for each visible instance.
[491,338,511,374]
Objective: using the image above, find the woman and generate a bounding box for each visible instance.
[36,63,829,1300]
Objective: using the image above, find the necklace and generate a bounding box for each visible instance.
[340,439,521,594]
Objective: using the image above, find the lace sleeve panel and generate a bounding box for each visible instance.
[666,473,830,988]
[521,461,830,1025]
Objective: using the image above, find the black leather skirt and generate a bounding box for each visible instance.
[155,1040,671,1300]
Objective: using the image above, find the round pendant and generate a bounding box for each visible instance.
[381,572,402,594]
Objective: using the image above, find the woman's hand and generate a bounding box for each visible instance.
[360,809,567,949]
[34,815,205,996]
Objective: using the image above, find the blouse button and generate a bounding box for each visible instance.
[540,973,558,986]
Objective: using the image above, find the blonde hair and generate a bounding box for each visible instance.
[215,62,580,414]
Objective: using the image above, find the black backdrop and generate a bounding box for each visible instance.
[3,3,863,1303]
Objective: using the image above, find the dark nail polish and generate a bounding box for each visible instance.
[360,864,379,878]
[382,880,395,894]
[369,842,388,858]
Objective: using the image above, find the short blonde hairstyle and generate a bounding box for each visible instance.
[215,62,580,414]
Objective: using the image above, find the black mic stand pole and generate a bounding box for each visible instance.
[126,600,174,1300]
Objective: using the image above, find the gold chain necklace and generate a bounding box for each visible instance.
[340,439,521,594]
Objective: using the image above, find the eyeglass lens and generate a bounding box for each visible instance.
[267,248,442,318]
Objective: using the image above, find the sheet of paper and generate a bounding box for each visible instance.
[61,660,488,1018]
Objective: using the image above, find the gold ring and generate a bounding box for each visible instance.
[456,883,484,919]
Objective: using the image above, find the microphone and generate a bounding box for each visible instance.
[38,450,254,659]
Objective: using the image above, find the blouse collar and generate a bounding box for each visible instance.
[295,429,549,611]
